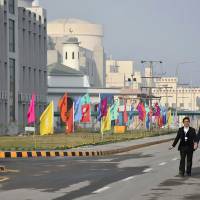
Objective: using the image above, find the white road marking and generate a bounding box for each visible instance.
[0,177,9,182]
[143,168,153,173]
[172,157,178,161]
[122,176,135,182]
[159,162,167,166]
[93,186,110,194]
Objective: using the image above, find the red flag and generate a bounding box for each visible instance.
[123,100,128,123]
[158,115,163,128]
[81,104,91,123]
[66,102,74,133]
[58,93,67,123]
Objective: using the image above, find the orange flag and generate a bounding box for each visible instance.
[58,93,74,134]
[66,102,74,133]
[58,93,67,123]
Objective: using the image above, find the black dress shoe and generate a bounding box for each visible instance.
[179,173,184,177]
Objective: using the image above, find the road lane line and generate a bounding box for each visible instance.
[143,168,153,173]
[159,162,167,166]
[0,177,9,182]
[93,186,110,194]
[122,176,135,182]
[172,157,178,161]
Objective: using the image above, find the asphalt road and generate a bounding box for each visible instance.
[0,142,200,200]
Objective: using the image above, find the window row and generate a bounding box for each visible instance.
[65,51,79,60]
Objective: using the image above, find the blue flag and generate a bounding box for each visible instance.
[74,97,82,122]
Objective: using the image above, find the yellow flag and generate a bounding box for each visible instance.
[101,107,111,133]
[40,101,54,135]
[167,110,172,126]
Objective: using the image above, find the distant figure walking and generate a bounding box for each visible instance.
[169,117,198,177]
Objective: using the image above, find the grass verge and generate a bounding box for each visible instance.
[0,129,176,151]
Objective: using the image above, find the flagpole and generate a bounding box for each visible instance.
[73,102,74,133]
[34,121,37,150]
[101,118,104,141]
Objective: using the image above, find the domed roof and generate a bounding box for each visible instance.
[63,37,80,44]
[50,18,93,25]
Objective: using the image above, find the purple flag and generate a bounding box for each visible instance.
[97,97,108,121]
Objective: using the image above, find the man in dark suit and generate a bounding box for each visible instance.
[169,117,198,177]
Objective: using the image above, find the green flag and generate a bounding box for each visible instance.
[81,94,91,105]
[110,100,119,121]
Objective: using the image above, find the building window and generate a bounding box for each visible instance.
[9,19,15,52]
[172,103,176,108]
[9,58,15,122]
[44,71,47,89]
[34,69,36,90]
[8,0,15,14]
[4,62,7,89]
[65,52,68,59]
[39,69,41,83]
[110,65,118,73]
[72,52,75,59]
[180,103,184,108]
[23,66,25,89]
[29,67,31,87]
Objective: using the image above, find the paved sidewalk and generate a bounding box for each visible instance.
[68,133,177,154]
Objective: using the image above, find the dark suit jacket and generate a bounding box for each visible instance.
[172,127,198,151]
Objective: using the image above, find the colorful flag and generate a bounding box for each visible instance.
[128,105,134,125]
[81,94,91,105]
[167,109,172,126]
[74,97,82,122]
[81,104,91,123]
[65,97,74,134]
[101,107,111,132]
[154,103,161,117]
[97,97,108,121]
[123,100,128,123]
[27,93,36,125]
[100,94,114,105]
[137,102,146,121]
[40,101,54,135]
[58,94,74,134]
[161,106,167,125]
[58,93,67,123]
[158,115,163,128]
[145,103,150,129]
[110,99,119,121]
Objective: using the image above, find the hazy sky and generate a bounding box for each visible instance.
[40,0,200,85]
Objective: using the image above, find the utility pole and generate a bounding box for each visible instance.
[141,60,163,130]
[141,60,163,107]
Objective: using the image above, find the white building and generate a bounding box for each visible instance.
[106,59,141,89]
[152,77,200,111]
[47,18,106,87]
[0,0,47,134]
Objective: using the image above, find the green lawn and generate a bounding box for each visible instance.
[0,129,175,151]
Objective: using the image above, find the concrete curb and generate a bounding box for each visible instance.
[0,137,174,159]
[0,151,103,158]
[102,138,174,155]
